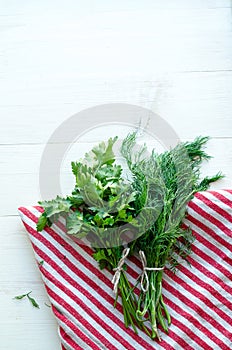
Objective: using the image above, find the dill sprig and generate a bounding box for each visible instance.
[121,133,223,339]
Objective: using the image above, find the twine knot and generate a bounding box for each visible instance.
[112,247,130,294]
[139,250,164,293]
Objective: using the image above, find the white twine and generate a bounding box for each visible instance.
[111,247,130,294]
[139,250,164,293]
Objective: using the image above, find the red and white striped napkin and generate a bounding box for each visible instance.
[18,190,232,350]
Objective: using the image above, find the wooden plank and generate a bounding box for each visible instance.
[0,216,59,349]
[0,0,230,18]
[0,324,60,350]
[0,71,232,144]
[0,137,232,174]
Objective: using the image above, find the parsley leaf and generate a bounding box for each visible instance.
[13,291,40,309]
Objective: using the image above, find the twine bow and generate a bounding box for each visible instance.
[139,250,164,293]
[112,247,130,294]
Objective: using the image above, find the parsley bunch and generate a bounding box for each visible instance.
[37,137,148,334]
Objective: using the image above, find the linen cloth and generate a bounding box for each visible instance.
[18,190,232,350]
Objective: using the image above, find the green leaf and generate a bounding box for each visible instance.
[103,217,114,226]
[38,196,72,218]
[85,137,118,170]
[68,192,84,207]
[44,302,51,308]
[71,161,82,176]
[36,214,48,232]
[93,249,107,262]
[27,292,40,308]
[93,214,103,227]
[13,293,28,300]
[66,211,84,235]
[75,166,104,207]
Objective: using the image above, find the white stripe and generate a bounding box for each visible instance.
[57,317,91,350]
[163,290,228,349]
[182,252,232,313]
[165,270,232,335]
[127,258,232,346]
[126,254,232,345]
[128,251,232,318]
[21,210,168,350]
[58,328,74,350]
[27,207,199,350]
[185,217,232,272]
[186,213,232,260]
[206,191,232,215]
[213,190,232,203]
[192,196,232,230]
[20,206,232,349]
[188,200,232,240]
[51,295,108,350]
[185,213,232,260]
[45,274,145,350]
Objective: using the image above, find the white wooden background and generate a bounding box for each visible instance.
[1,1,232,349]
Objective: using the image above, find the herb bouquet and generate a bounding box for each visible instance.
[37,137,148,335]
[121,134,222,339]
[37,133,222,340]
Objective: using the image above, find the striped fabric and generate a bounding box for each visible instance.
[18,190,232,350]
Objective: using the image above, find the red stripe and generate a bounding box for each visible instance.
[53,305,101,350]
[188,226,232,281]
[131,245,232,315]
[19,206,232,349]
[164,277,232,342]
[20,217,161,350]
[166,306,214,350]
[194,192,232,224]
[26,228,136,350]
[131,251,232,335]
[165,296,230,350]
[209,191,232,208]
[189,220,232,267]
[186,211,232,251]
[48,286,118,350]
[164,281,231,350]
[59,327,83,350]
[20,207,201,350]
[188,201,232,237]
[184,224,232,293]
[20,208,115,285]
[44,255,198,350]
[181,256,232,308]
[160,324,195,350]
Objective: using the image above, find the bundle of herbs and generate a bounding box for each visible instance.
[37,137,148,334]
[37,133,222,340]
[121,133,223,339]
